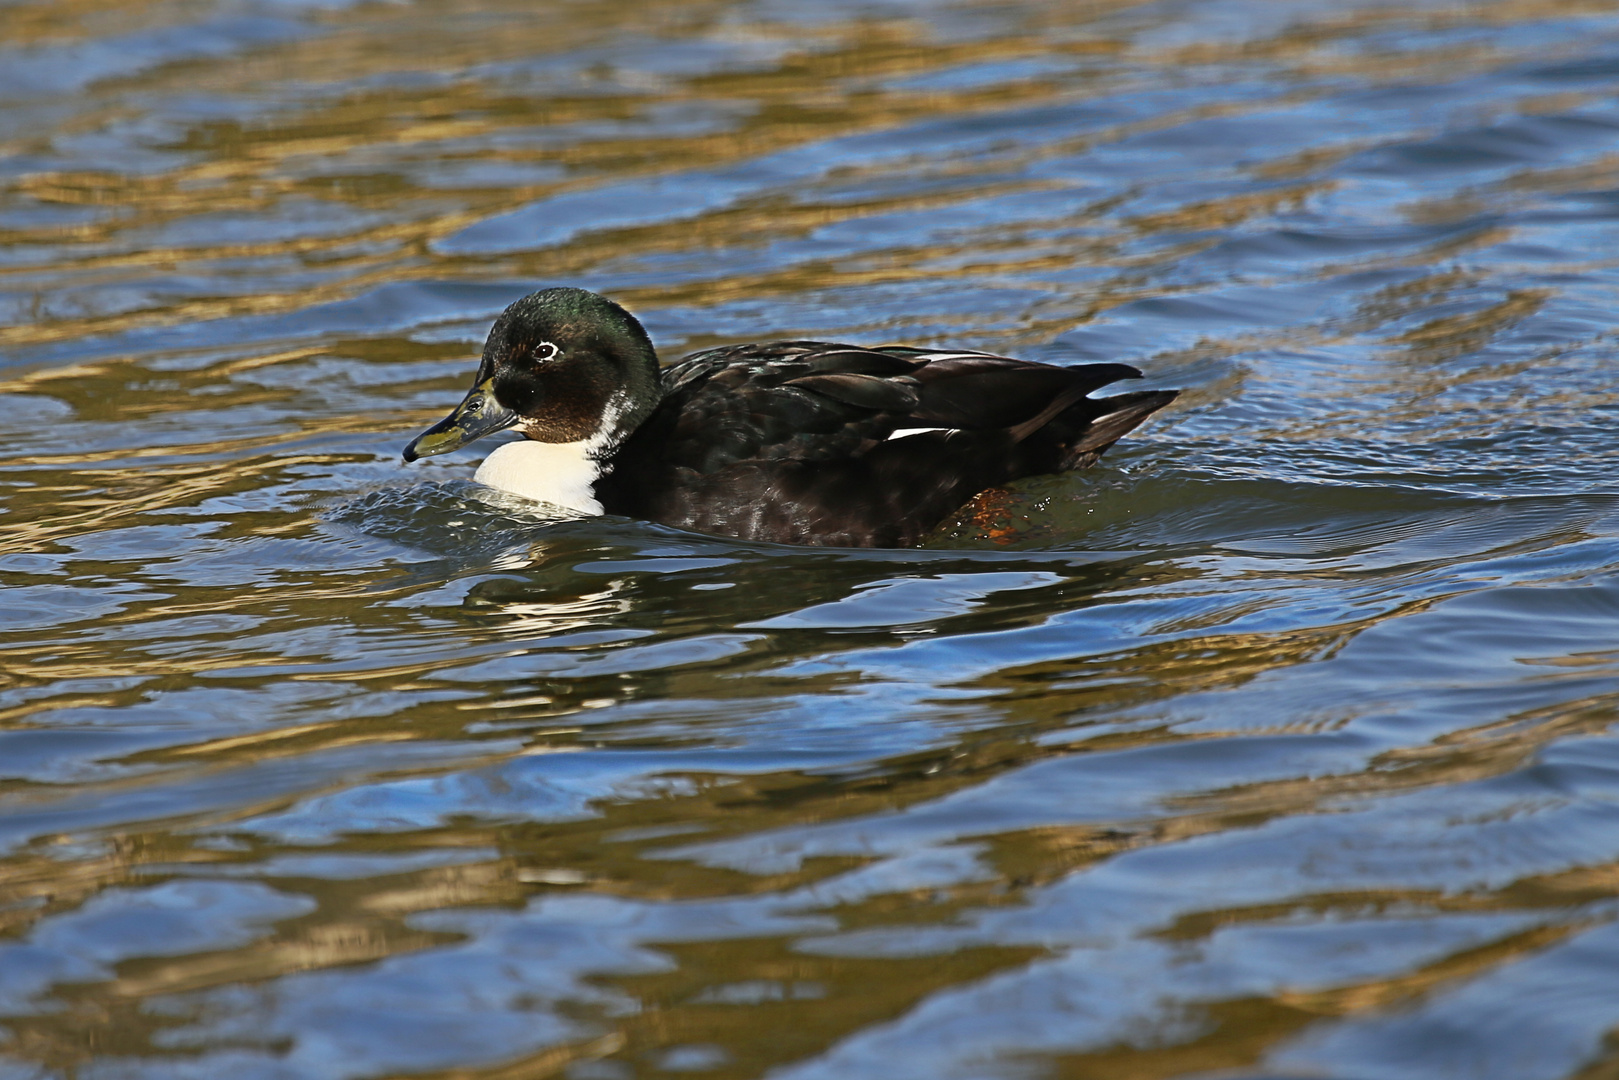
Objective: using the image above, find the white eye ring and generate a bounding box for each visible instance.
[532,341,559,362]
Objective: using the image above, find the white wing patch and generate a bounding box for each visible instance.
[910,351,1003,362]
[884,426,951,441]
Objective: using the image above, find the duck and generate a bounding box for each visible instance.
[402,287,1177,547]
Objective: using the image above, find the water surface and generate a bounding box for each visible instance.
[5,0,1619,1077]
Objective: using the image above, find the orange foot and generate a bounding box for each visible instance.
[961,487,1024,545]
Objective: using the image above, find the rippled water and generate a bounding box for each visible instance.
[5,0,1619,1077]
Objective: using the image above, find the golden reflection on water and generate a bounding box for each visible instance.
[7,0,1619,1076]
[4,572,1609,1072]
[2,0,1604,352]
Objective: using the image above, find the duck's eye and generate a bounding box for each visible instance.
[531,341,559,362]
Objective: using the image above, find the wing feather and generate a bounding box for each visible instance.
[645,342,1146,477]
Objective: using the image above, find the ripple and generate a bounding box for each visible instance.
[7,0,1619,1077]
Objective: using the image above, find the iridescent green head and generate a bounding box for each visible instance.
[403,287,661,462]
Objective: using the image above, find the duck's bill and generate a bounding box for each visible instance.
[402,379,519,461]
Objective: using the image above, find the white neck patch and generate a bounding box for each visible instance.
[474,438,605,515]
[471,393,630,517]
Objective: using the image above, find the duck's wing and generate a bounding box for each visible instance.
[651,341,926,474]
[878,347,1142,437]
[651,341,1145,474]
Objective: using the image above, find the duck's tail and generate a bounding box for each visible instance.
[1041,389,1179,471]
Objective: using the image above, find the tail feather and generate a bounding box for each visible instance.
[1054,389,1179,469]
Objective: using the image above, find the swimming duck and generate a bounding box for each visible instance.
[403,288,1176,547]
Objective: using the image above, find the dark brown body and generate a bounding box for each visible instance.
[592,341,1176,547]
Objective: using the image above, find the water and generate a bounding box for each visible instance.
[4,0,1619,1076]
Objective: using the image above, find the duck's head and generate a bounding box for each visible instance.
[403,287,661,463]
